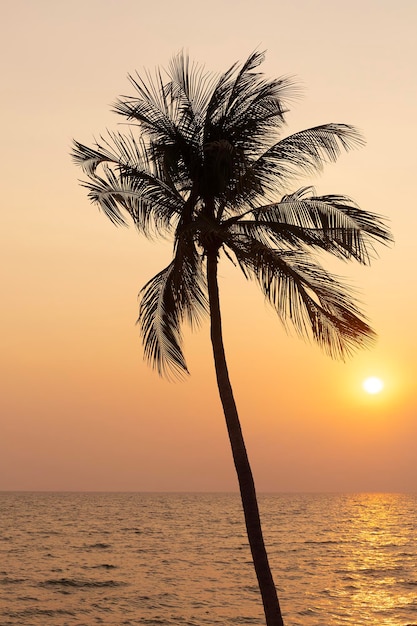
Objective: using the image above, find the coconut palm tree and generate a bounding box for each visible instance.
[72,51,392,626]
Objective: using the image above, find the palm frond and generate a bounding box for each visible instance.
[114,66,178,138]
[204,52,298,158]
[201,60,244,151]
[116,69,205,192]
[82,177,181,235]
[167,51,218,124]
[114,61,203,162]
[138,239,208,378]
[241,187,393,263]
[246,124,365,197]
[72,133,186,235]
[139,263,188,378]
[223,77,296,149]
[72,139,117,177]
[72,131,153,178]
[78,169,128,226]
[228,238,375,359]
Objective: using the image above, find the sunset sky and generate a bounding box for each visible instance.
[1,0,416,492]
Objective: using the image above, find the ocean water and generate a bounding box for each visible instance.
[0,492,416,626]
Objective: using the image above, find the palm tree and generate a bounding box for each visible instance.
[72,51,392,626]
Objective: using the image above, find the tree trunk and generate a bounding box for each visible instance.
[206,249,285,626]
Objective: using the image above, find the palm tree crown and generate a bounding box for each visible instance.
[72,50,392,378]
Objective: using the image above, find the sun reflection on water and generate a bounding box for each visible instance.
[263,493,417,625]
[334,494,416,624]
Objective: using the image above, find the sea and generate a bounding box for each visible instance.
[1,492,416,626]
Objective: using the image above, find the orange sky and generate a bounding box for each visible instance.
[1,0,416,492]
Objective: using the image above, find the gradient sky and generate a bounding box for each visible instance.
[1,0,416,492]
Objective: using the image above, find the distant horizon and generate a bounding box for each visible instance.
[2,490,416,495]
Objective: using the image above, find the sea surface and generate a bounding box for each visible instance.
[0,492,416,626]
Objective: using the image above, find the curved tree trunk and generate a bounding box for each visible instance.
[206,249,285,626]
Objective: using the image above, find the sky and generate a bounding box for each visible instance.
[1,0,416,492]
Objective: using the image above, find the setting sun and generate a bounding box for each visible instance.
[362,377,384,394]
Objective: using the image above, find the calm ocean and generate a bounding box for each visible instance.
[1,492,416,626]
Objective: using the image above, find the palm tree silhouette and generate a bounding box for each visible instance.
[72,51,392,626]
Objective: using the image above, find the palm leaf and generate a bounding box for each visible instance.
[114,66,178,138]
[242,188,392,263]
[72,134,186,234]
[139,262,188,378]
[167,51,218,125]
[240,124,364,199]
[204,52,297,158]
[138,238,208,378]
[228,238,375,358]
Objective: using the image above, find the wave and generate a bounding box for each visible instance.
[39,577,127,589]
[0,576,27,585]
[303,539,341,545]
[5,608,76,618]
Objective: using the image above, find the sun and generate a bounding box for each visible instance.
[362,376,384,394]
